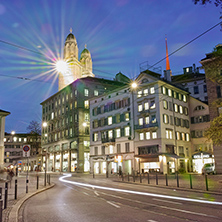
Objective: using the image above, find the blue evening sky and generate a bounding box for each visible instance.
[0,0,221,133]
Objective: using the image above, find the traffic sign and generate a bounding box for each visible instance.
[23,145,31,157]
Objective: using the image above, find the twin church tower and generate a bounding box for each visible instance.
[58,29,95,90]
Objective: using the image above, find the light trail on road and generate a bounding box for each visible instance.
[59,174,222,206]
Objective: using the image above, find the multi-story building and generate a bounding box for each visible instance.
[200,44,222,173]
[4,132,41,171]
[189,97,213,173]
[41,76,127,173]
[171,64,208,103]
[90,70,191,175]
[0,109,10,169]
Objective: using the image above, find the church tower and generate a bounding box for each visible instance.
[58,29,94,91]
[164,36,172,82]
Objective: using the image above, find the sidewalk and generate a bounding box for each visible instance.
[0,172,54,222]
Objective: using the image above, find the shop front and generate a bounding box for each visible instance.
[192,151,214,174]
[55,153,61,172]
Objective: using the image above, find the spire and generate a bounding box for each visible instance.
[85,44,87,48]
[70,27,72,33]
[165,35,170,71]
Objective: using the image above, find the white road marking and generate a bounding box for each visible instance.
[83,192,89,196]
[94,191,99,196]
[148,220,158,222]
[59,174,222,206]
[107,201,120,208]
[153,198,182,205]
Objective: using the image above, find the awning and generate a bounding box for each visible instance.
[192,151,213,159]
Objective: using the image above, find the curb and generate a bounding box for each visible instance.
[8,183,55,222]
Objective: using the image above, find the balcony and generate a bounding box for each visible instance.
[101,138,115,145]
[135,122,158,132]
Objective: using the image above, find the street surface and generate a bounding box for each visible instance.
[19,174,222,222]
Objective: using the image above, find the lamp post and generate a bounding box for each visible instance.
[42,122,47,186]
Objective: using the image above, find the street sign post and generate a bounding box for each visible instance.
[23,145,30,157]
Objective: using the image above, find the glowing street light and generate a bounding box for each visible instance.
[131,82,137,89]
[42,122,47,128]
[11,131,15,135]
[83,122,87,127]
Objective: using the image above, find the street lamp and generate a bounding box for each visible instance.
[42,122,48,186]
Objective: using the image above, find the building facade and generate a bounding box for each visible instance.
[0,109,10,168]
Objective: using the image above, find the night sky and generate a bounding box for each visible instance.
[0,0,221,133]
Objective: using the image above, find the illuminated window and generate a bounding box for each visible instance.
[125,113,130,121]
[163,100,168,109]
[168,89,172,97]
[176,132,180,140]
[94,90,98,96]
[139,133,144,140]
[186,133,190,141]
[166,130,173,139]
[163,114,169,124]
[24,138,27,142]
[183,95,187,102]
[66,94,69,101]
[181,133,185,141]
[110,145,114,154]
[138,104,143,112]
[144,102,149,110]
[178,93,182,101]
[19,138,21,142]
[150,100,155,109]
[125,127,130,136]
[75,101,77,108]
[145,116,150,124]
[179,105,183,114]
[108,130,113,139]
[146,132,151,140]
[162,86,166,94]
[94,133,98,141]
[116,129,121,138]
[51,112,54,120]
[137,91,142,98]
[84,100,89,109]
[174,104,178,112]
[150,87,155,94]
[152,132,157,139]
[13,137,17,142]
[144,89,148,96]
[139,118,143,125]
[108,116,112,125]
[151,115,156,123]
[84,89,89,97]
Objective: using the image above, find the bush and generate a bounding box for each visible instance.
[178,168,186,174]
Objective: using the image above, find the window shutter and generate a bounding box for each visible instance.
[120,114,124,122]
[92,134,94,141]
[191,117,194,124]
[121,128,124,137]
[98,120,101,127]
[113,116,116,123]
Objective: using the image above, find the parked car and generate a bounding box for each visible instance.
[202,163,216,175]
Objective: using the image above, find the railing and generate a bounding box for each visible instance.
[101,138,116,143]
[135,122,158,130]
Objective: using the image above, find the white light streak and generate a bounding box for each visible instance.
[59,174,222,206]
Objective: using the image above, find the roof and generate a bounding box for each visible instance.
[171,73,205,83]
[65,33,76,41]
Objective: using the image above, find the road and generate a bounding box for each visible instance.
[19,174,222,222]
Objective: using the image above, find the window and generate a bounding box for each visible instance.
[144,102,149,110]
[110,145,114,154]
[74,101,77,108]
[139,118,143,126]
[151,115,156,123]
[85,113,89,121]
[144,89,148,96]
[137,91,142,98]
[138,104,143,112]
[108,130,113,139]
[125,143,130,152]
[163,114,169,124]
[102,146,106,155]
[162,86,166,94]
[116,129,121,138]
[84,100,89,108]
[125,113,130,121]
[194,86,199,94]
[217,86,221,98]
[94,90,98,96]
[203,85,207,93]
[125,127,130,136]
[146,132,151,140]
[84,89,89,97]
[173,91,177,99]
[181,133,185,141]
[183,95,187,102]
[108,116,112,125]
[174,104,178,112]
[150,87,155,94]
[116,114,120,123]
[145,116,150,124]
[152,132,157,139]
[184,107,188,115]
[179,105,183,114]
[117,144,121,153]
[163,100,168,109]
[139,133,144,140]
[150,100,155,109]
[178,93,182,101]
[166,129,173,139]
[169,101,173,111]
[186,133,190,141]
[94,133,98,141]
[168,89,172,97]
[176,132,180,140]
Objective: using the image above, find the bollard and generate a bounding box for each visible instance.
[122,173,124,182]
[140,174,142,183]
[0,199,3,222]
[48,174,50,185]
[4,182,8,209]
[147,173,150,184]
[156,172,158,185]
[205,174,208,191]
[128,173,129,182]
[133,171,135,182]
[37,175,39,189]
[26,179,29,193]
[93,171,95,179]
[176,173,179,188]
[165,174,168,186]
[15,179,17,200]
[189,174,192,189]
[44,172,46,186]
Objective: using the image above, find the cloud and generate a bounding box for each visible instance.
[0,4,6,15]
[170,43,192,57]
[141,45,157,57]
